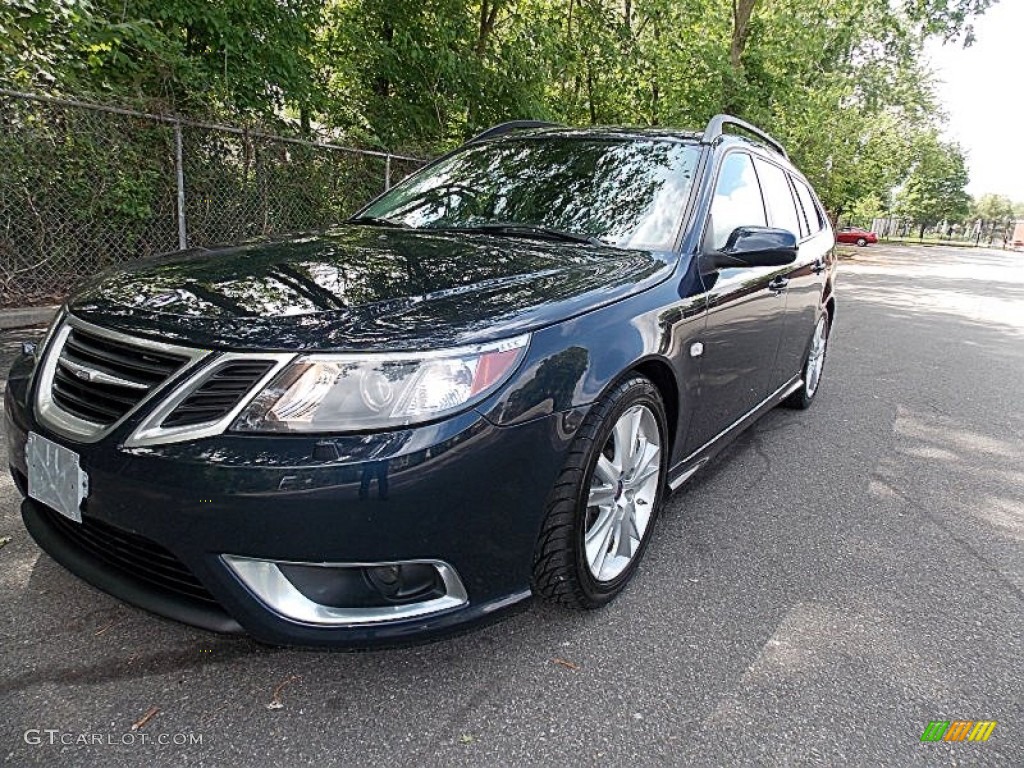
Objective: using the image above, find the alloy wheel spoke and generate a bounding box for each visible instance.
[594,455,618,486]
[613,408,641,468]
[628,435,648,478]
[614,513,634,558]
[591,517,617,578]
[627,443,660,489]
[624,506,641,542]
[586,507,616,566]
[588,483,616,507]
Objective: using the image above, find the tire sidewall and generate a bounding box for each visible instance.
[572,380,669,605]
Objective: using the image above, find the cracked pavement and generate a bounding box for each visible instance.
[1,244,1022,766]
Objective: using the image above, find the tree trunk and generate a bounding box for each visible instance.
[586,62,597,124]
[373,20,395,99]
[724,0,758,114]
[476,1,503,57]
[730,0,757,72]
[651,14,660,125]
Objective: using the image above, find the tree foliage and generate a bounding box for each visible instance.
[2,0,997,220]
[971,193,1015,223]
[2,0,324,118]
[895,132,971,233]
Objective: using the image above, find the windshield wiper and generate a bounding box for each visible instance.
[435,223,607,246]
[346,215,410,228]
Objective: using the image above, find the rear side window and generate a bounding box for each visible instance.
[709,152,766,250]
[753,158,802,240]
[792,177,825,235]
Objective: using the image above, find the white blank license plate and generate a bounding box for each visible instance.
[26,432,89,523]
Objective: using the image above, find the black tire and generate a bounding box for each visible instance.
[856,237,867,247]
[532,375,669,609]
[783,310,830,410]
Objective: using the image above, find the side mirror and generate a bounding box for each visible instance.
[702,226,798,271]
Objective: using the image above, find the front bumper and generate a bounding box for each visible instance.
[5,351,581,647]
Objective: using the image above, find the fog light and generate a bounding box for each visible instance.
[366,563,443,601]
[222,556,468,626]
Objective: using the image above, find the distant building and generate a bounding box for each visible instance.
[1013,221,1024,248]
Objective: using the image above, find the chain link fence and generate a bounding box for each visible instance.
[0,90,425,306]
[837,215,1021,248]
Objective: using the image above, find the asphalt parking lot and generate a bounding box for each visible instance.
[1,243,1021,766]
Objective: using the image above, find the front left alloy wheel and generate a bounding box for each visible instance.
[532,375,668,608]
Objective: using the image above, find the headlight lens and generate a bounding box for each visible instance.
[232,334,529,433]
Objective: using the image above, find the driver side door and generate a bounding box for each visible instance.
[684,151,791,453]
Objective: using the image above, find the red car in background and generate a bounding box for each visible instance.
[836,226,878,246]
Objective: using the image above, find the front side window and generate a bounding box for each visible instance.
[708,152,766,250]
[362,137,700,251]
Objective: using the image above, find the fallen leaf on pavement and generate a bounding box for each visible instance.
[131,706,159,731]
[0,536,11,550]
[94,621,116,636]
[267,674,301,710]
[552,657,580,671]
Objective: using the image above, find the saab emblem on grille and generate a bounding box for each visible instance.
[146,292,179,308]
[73,367,96,382]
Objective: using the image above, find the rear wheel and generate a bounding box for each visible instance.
[783,311,829,409]
[532,375,668,608]
[856,237,867,247]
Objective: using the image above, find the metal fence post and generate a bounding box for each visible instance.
[384,154,392,192]
[174,121,188,250]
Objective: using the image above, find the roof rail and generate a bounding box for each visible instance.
[702,114,788,159]
[468,120,561,144]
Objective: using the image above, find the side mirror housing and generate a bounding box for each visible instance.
[702,226,798,271]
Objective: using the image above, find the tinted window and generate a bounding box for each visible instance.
[793,177,825,234]
[790,179,811,238]
[709,152,766,250]
[754,158,802,239]
[363,138,700,250]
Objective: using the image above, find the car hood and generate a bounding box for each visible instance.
[68,226,675,351]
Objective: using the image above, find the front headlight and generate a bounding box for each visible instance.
[232,334,529,433]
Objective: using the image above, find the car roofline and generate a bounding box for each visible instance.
[470,125,703,145]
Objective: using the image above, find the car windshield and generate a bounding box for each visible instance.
[359,137,700,251]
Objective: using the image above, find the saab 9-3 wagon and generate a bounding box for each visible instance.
[5,115,836,646]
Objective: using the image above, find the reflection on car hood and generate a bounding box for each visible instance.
[68,226,674,351]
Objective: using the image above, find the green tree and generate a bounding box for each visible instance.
[895,133,971,237]
[1,0,1000,191]
[972,193,1014,223]
[2,0,325,121]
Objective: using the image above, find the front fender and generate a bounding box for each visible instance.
[475,265,707,467]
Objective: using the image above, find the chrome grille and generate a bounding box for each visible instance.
[36,317,209,441]
[51,326,190,425]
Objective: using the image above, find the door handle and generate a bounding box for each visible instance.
[768,276,789,293]
[811,259,826,274]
